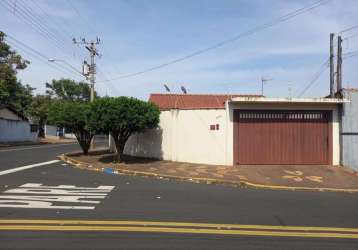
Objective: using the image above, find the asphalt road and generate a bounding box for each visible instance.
[0,142,357,249]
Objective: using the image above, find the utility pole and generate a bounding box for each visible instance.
[73,37,101,149]
[337,36,342,92]
[336,35,343,92]
[329,33,335,97]
[72,37,101,102]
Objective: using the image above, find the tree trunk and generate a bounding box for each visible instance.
[75,131,92,155]
[37,119,45,138]
[112,133,127,162]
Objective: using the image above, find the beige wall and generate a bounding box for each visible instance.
[227,102,340,165]
[124,103,340,166]
[124,109,228,165]
[0,108,22,121]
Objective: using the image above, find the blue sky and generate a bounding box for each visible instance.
[1,0,358,100]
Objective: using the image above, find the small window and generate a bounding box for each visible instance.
[30,124,38,132]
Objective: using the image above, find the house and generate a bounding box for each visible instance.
[340,88,358,170]
[0,105,38,142]
[124,94,346,166]
[44,125,76,139]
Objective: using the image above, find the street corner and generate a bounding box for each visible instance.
[61,151,358,193]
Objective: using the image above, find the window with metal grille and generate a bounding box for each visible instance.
[30,124,38,132]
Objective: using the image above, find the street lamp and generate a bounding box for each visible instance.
[48,58,84,77]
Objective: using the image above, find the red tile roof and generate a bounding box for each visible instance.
[343,88,358,92]
[149,93,262,110]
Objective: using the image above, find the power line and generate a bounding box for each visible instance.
[64,0,120,95]
[14,0,78,58]
[97,0,331,83]
[0,0,73,57]
[65,0,98,34]
[18,0,70,44]
[96,65,121,95]
[28,0,87,60]
[29,0,74,41]
[297,58,330,97]
[343,51,358,60]
[343,32,358,43]
[96,66,120,96]
[5,34,83,79]
[1,0,80,62]
[338,25,358,34]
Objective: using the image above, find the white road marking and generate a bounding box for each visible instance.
[0,143,77,153]
[0,160,60,176]
[0,183,115,209]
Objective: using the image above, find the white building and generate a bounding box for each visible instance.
[124,94,346,166]
[0,105,38,142]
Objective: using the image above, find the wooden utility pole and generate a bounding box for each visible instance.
[336,36,343,92]
[329,33,335,97]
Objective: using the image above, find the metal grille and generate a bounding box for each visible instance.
[238,111,327,121]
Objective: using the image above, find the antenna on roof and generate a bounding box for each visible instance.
[181,86,187,94]
[261,77,273,95]
[164,84,171,92]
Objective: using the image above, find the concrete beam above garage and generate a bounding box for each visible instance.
[229,97,349,104]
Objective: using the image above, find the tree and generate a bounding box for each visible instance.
[46,78,94,101]
[48,101,94,154]
[0,31,33,113]
[27,95,51,138]
[89,97,160,162]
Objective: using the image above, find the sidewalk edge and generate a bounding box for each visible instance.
[59,154,358,193]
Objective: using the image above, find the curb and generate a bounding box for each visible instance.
[59,154,358,193]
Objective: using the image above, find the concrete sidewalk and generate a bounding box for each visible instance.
[62,151,358,192]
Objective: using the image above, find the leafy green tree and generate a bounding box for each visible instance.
[27,95,51,138]
[0,31,33,113]
[46,78,94,101]
[48,101,94,154]
[89,97,160,162]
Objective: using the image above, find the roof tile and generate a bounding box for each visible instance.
[149,93,262,110]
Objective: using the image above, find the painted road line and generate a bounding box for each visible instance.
[0,143,77,153]
[0,220,358,235]
[0,224,358,239]
[0,184,115,209]
[0,160,60,176]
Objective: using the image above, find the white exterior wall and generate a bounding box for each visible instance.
[226,102,340,165]
[0,119,37,142]
[124,109,227,165]
[0,108,22,121]
[45,125,58,136]
[124,102,340,166]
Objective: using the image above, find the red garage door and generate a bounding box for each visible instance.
[234,110,332,165]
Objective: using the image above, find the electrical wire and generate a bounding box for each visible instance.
[5,34,83,79]
[10,0,77,58]
[1,0,82,65]
[65,0,98,34]
[297,58,330,97]
[343,52,358,60]
[63,0,122,96]
[0,0,73,57]
[338,25,358,34]
[29,0,86,59]
[96,65,121,95]
[96,0,331,83]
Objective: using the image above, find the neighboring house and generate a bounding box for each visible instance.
[44,124,76,139]
[0,105,38,142]
[124,93,345,166]
[340,88,358,170]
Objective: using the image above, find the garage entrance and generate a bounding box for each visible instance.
[234,110,332,165]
